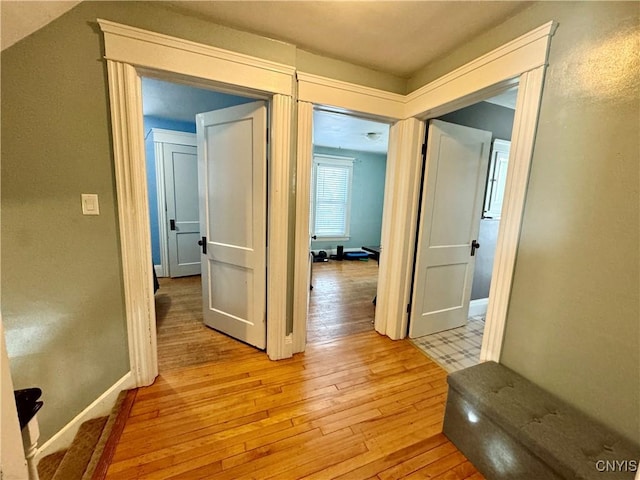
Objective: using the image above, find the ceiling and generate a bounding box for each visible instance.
[2,1,530,77]
[5,1,521,153]
[0,1,82,50]
[163,1,529,77]
[141,77,391,153]
[314,111,390,154]
[142,77,253,122]
[142,77,513,154]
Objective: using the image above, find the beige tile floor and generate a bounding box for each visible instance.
[411,315,486,373]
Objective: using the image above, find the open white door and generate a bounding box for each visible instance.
[197,101,267,350]
[409,119,491,338]
[164,143,200,277]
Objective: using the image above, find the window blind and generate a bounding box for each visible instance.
[312,157,353,238]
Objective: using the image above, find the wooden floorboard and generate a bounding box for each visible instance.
[107,270,483,479]
[308,259,378,343]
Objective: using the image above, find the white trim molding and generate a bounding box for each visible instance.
[1,319,29,479]
[480,66,547,362]
[469,298,489,318]
[153,141,168,278]
[375,118,426,339]
[100,21,298,379]
[297,72,405,120]
[150,128,196,146]
[98,19,295,97]
[106,60,158,387]
[292,101,314,354]
[35,372,134,463]
[405,21,558,118]
[266,94,294,360]
[100,19,556,366]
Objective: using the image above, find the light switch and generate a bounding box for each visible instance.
[81,194,100,215]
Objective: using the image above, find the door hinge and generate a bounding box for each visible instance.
[421,143,427,157]
[407,303,411,314]
[266,128,269,143]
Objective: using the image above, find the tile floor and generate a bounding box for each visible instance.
[411,315,486,373]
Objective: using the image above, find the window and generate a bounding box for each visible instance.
[311,154,354,239]
[483,139,510,219]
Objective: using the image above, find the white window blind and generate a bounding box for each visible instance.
[312,155,354,239]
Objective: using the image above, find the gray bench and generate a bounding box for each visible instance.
[443,361,640,479]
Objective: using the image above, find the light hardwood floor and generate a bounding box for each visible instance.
[105,271,483,479]
[308,259,378,343]
[154,275,263,372]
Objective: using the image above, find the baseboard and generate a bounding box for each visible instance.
[154,264,166,278]
[469,298,489,317]
[35,372,135,462]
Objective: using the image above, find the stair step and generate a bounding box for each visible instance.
[82,389,131,480]
[37,449,67,480]
[51,416,107,480]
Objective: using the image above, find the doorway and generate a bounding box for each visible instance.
[410,88,517,372]
[141,77,265,372]
[307,110,390,343]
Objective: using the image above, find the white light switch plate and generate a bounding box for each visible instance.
[81,194,100,215]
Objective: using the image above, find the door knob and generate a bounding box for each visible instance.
[198,237,207,254]
[311,235,317,240]
[471,240,480,256]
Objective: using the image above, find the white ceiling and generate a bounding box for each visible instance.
[2,1,530,77]
[314,111,390,154]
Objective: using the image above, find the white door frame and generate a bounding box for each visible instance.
[99,19,557,381]
[149,128,197,278]
[99,19,296,386]
[294,22,557,362]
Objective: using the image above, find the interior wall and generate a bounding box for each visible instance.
[311,146,387,252]
[0,1,407,443]
[437,101,515,300]
[415,2,639,444]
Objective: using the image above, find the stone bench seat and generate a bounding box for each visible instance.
[443,361,639,479]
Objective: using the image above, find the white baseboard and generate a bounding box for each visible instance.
[469,297,489,317]
[35,371,135,462]
[154,264,166,278]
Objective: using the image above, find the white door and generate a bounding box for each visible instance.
[409,120,491,338]
[164,143,201,277]
[197,101,267,349]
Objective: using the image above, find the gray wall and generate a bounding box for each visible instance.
[311,147,387,252]
[414,2,639,445]
[0,1,406,443]
[438,102,515,300]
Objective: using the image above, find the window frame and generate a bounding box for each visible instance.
[483,139,511,220]
[311,154,355,241]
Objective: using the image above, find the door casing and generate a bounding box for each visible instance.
[100,19,296,386]
[99,18,556,387]
[294,23,557,361]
